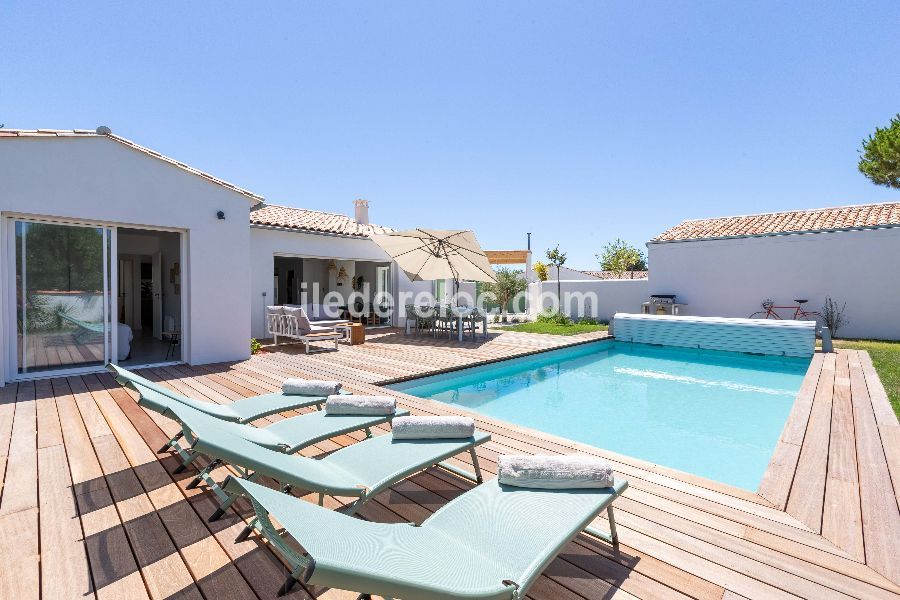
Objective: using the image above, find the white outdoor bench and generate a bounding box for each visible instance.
[267,314,343,354]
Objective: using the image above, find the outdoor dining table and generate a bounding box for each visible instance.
[404,306,488,341]
[449,306,488,342]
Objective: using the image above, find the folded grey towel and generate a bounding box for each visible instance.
[325,395,396,415]
[392,416,476,439]
[282,379,342,396]
[498,454,614,489]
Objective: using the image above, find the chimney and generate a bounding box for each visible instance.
[353,198,370,224]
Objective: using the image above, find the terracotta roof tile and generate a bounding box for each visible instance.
[250,203,393,237]
[653,202,900,242]
[0,128,263,202]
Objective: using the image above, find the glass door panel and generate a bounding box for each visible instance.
[16,221,109,374]
[374,265,392,326]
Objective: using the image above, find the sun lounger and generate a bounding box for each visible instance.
[226,473,627,598]
[141,396,488,521]
[109,363,334,423]
[59,313,105,343]
[108,363,343,464]
[129,380,411,484]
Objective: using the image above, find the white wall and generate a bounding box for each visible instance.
[528,279,649,321]
[302,258,328,303]
[0,136,255,381]
[528,264,598,281]
[647,228,900,340]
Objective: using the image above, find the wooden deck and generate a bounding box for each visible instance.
[1,328,899,600]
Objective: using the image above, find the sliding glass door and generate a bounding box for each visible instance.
[14,220,112,375]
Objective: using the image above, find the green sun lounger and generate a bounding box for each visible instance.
[109,363,333,424]
[59,313,105,343]
[130,380,410,486]
[144,397,489,521]
[226,474,628,598]
[108,363,339,459]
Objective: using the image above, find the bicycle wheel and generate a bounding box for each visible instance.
[748,311,772,319]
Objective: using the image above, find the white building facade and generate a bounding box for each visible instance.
[0,128,452,385]
[0,129,258,383]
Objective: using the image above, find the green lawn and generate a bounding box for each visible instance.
[833,339,900,419]
[493,322,608,336]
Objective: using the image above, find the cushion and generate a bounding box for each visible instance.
[283,306,312,333]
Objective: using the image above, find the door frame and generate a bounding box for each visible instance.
[271,252,395,327]
[1,213,189,383]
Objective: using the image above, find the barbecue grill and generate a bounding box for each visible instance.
[641,294,686,315]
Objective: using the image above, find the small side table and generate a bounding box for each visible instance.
[161,330,181,360]
[347,323,365,345]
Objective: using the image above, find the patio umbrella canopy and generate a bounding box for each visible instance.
[371,228,496,284]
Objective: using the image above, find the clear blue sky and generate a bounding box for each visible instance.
[3,1,898,268]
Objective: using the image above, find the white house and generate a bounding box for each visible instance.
[0,128,260,384]
[647,202,900,340]
[0,127,438,385]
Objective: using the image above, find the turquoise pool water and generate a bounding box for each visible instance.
[389,341,810,490]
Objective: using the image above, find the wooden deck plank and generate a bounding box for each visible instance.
[35,377,63,449]
[821,351,865,561]
[0,384,19,457]
[759,352,825,508]
[35,376,96,600]
[0,382,38,516]
[619,493,894,599]
[55,377,151,600]
[0,383,40,600]
[786,352,836,532]
[848,351,900,586]
[0,507,40,600]
[39,444,96,599]
[857,351,900,509]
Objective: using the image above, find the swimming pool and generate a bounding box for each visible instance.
[389,340,810,490]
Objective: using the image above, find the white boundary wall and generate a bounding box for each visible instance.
[528,279,649,321]
[647,227,900,340]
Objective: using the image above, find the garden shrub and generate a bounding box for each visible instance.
[536,310,572,325]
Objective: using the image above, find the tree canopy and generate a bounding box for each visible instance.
[859,114,900,188]
[545,245,567,270]
[481,268,527,315]
[597,238,647,276]
[545,245,567,313]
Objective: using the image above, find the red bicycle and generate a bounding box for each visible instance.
[749,298,823,325]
